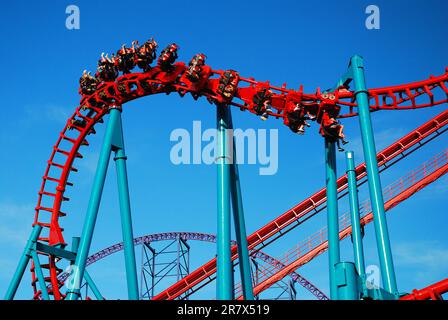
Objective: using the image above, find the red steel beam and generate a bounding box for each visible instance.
[400,279,448,300]
[154,110,448,300]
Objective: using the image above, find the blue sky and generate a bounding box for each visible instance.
[0,0,447,300]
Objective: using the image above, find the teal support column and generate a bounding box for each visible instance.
[30,251,50,300]
[67,107,120,300]
[114,147,139,300]
[350,55,398,295]
[4,225,42,300]
[216,104,233,300]
[83,271,104,300]
[71,237,104,300]
[335,262,359,300]
[345,151,366,280]
[325,138,340,300]
[227,109,254,300]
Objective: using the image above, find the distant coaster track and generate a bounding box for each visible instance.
[30,39,448,299]
[54,232,328,300]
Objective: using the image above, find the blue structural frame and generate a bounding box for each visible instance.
[216,104,254,300]
[67,106,139,300]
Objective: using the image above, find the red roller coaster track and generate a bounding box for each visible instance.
[400,279,448,300]
[29,41,448,299]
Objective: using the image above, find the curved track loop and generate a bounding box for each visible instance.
[55,232,328,300]
[30,51,448,299]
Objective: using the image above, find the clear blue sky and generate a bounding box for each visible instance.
[0,0,447,299]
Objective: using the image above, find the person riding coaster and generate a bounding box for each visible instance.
[157,43,179,72]
[186,53,206,82]
[286,103,314,134]
[116,42,137,74]
[217,70,239,100]
[252,88,273,121]
[79,70,98,95]
[96,53,118,82]
[319,110,348,152]
[136,38,158,72]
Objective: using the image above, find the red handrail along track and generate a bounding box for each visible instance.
[400,279,448,300]
[29,39,448,299]
[235,149,448,299]
[155,110,448,300]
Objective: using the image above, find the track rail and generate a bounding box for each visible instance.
[29,44,448,299]
[237,149,448,298]
[54,232,328,300]
[154,110,448,300]
[400,279,448,300]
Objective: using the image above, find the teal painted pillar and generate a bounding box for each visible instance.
[67,107,120,300]
[345,151,366,280]
[114,147,139,300]
[325,138,340,300]
[83,271,104,300]
[335,262,359,300]
[227,108,254,300]
[71,237,104,300]
[350,55,398,295]
[31,251,50,300]
[4,225,42,300]
[216,104,233,300]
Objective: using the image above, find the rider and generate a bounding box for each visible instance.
[319,110,348,151]
[96,53,118,82]
[136,38,158,72]
[217,70,239,99]
[157,43,179,72]
[79,70,98,95]
[186,53,206,82]
[252,88,273,121]
[116,42,137,74]
[287,103,312,134]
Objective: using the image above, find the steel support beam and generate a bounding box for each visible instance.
[113,123,139,300]
[345,151,366,286]
[4,225,42,300]
[350,55,398,295]
[227,108,254,300]
[67,107,138,300]
[325,138,340,299]
[216,104,233,300]
[31,250,50,300]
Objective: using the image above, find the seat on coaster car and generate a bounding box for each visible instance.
[186,53,206,82]
[252,88,272,115]
[158,43,179,71]
[217,70,239,99]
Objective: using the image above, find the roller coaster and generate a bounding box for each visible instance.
[3,37,448,300]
